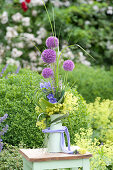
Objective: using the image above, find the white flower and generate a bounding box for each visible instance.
[62,43,74,60]
[64,1,70,7]
[78,52,91,67]
[27,28,32,32]
[85,20,90,25]
[7,58,20,67]
[108,6,113,10]
[36,27,47,39]
[88,1,93,5]
[93,5,99,12]
[29,51,37,61]
[107,7,113,15]
[12,12,23,22]
[30,0,48,6]
[106,41,113,50]
[32,10,38,17]
[1,11,8,24]
[37,67,42,72]
[5,26,18,40]
[35,37,42,45]
[0,44,5,56]
[6,46,11,50]
[22,17,30,26]
[27,42,35,48]
[38,58,43,65]
[14,42,24,49]
[51,0,63,7]
[21,33,35,41]
[11,48,23,58]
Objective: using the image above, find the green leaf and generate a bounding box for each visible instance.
[50,114,69,124]
[39,98,54,112]
[58,90,65,103]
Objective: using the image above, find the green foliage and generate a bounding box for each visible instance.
[43,1,113,66]
[0,143,23,170]
[87,97,113,143]
[0,0,113,68]
[62,88,90,144]
[62,64,113,103]
[0,66,89,147]
[75,128,113,170]
[0,67,44,148]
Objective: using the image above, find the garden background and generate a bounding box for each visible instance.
[0,0,113,169]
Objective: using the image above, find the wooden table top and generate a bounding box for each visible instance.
[19,147,92,162]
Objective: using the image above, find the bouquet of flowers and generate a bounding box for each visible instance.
[35,36,78,129]
[34,0,94,154]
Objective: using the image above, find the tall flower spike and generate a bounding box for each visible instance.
[46,36,59,48]
[42,68,54,78]
[63,60,75,71]
[41,49,56,64]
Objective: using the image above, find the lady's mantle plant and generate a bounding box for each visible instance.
[35,36,78,129]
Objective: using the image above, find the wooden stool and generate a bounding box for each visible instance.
[19,148,92,170]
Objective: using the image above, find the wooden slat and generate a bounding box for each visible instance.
[19,148,92,162]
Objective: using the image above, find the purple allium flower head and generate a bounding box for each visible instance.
[49,98,57,104]
[63,60,75,71]
[42,68,54,78]
[47,93,54,99]
[41,49,56,64]
[46,36,59,48]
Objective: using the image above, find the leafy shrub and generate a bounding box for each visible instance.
[75,128,113,170]
[62,87,90,145]
[0,66,89,147]
[0,67,44,148]
[0,143,23,170]
[62,64,113,103]
[87,97,113,143]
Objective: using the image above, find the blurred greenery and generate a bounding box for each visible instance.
[61,64,113,103]
[0,0,113,68]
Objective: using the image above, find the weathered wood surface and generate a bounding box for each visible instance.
[19,148,92,162]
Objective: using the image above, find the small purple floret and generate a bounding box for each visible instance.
[42,68,54,78]
[0,114,8,123]
[63,60,75,71]
[41,49,56,64]
[47,93,54,99]
[49,98,57,103]
[46,36,59,48]
[44,82,51,89]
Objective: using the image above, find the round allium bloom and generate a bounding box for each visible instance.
[63,60,75,71]
[46,36,59,48]
[41,49,56,63]
[42,68,54,78]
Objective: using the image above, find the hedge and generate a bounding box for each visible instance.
[61,64,113,103]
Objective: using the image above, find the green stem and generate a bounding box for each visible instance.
[56,46,60,93]
[42,0,54,36]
